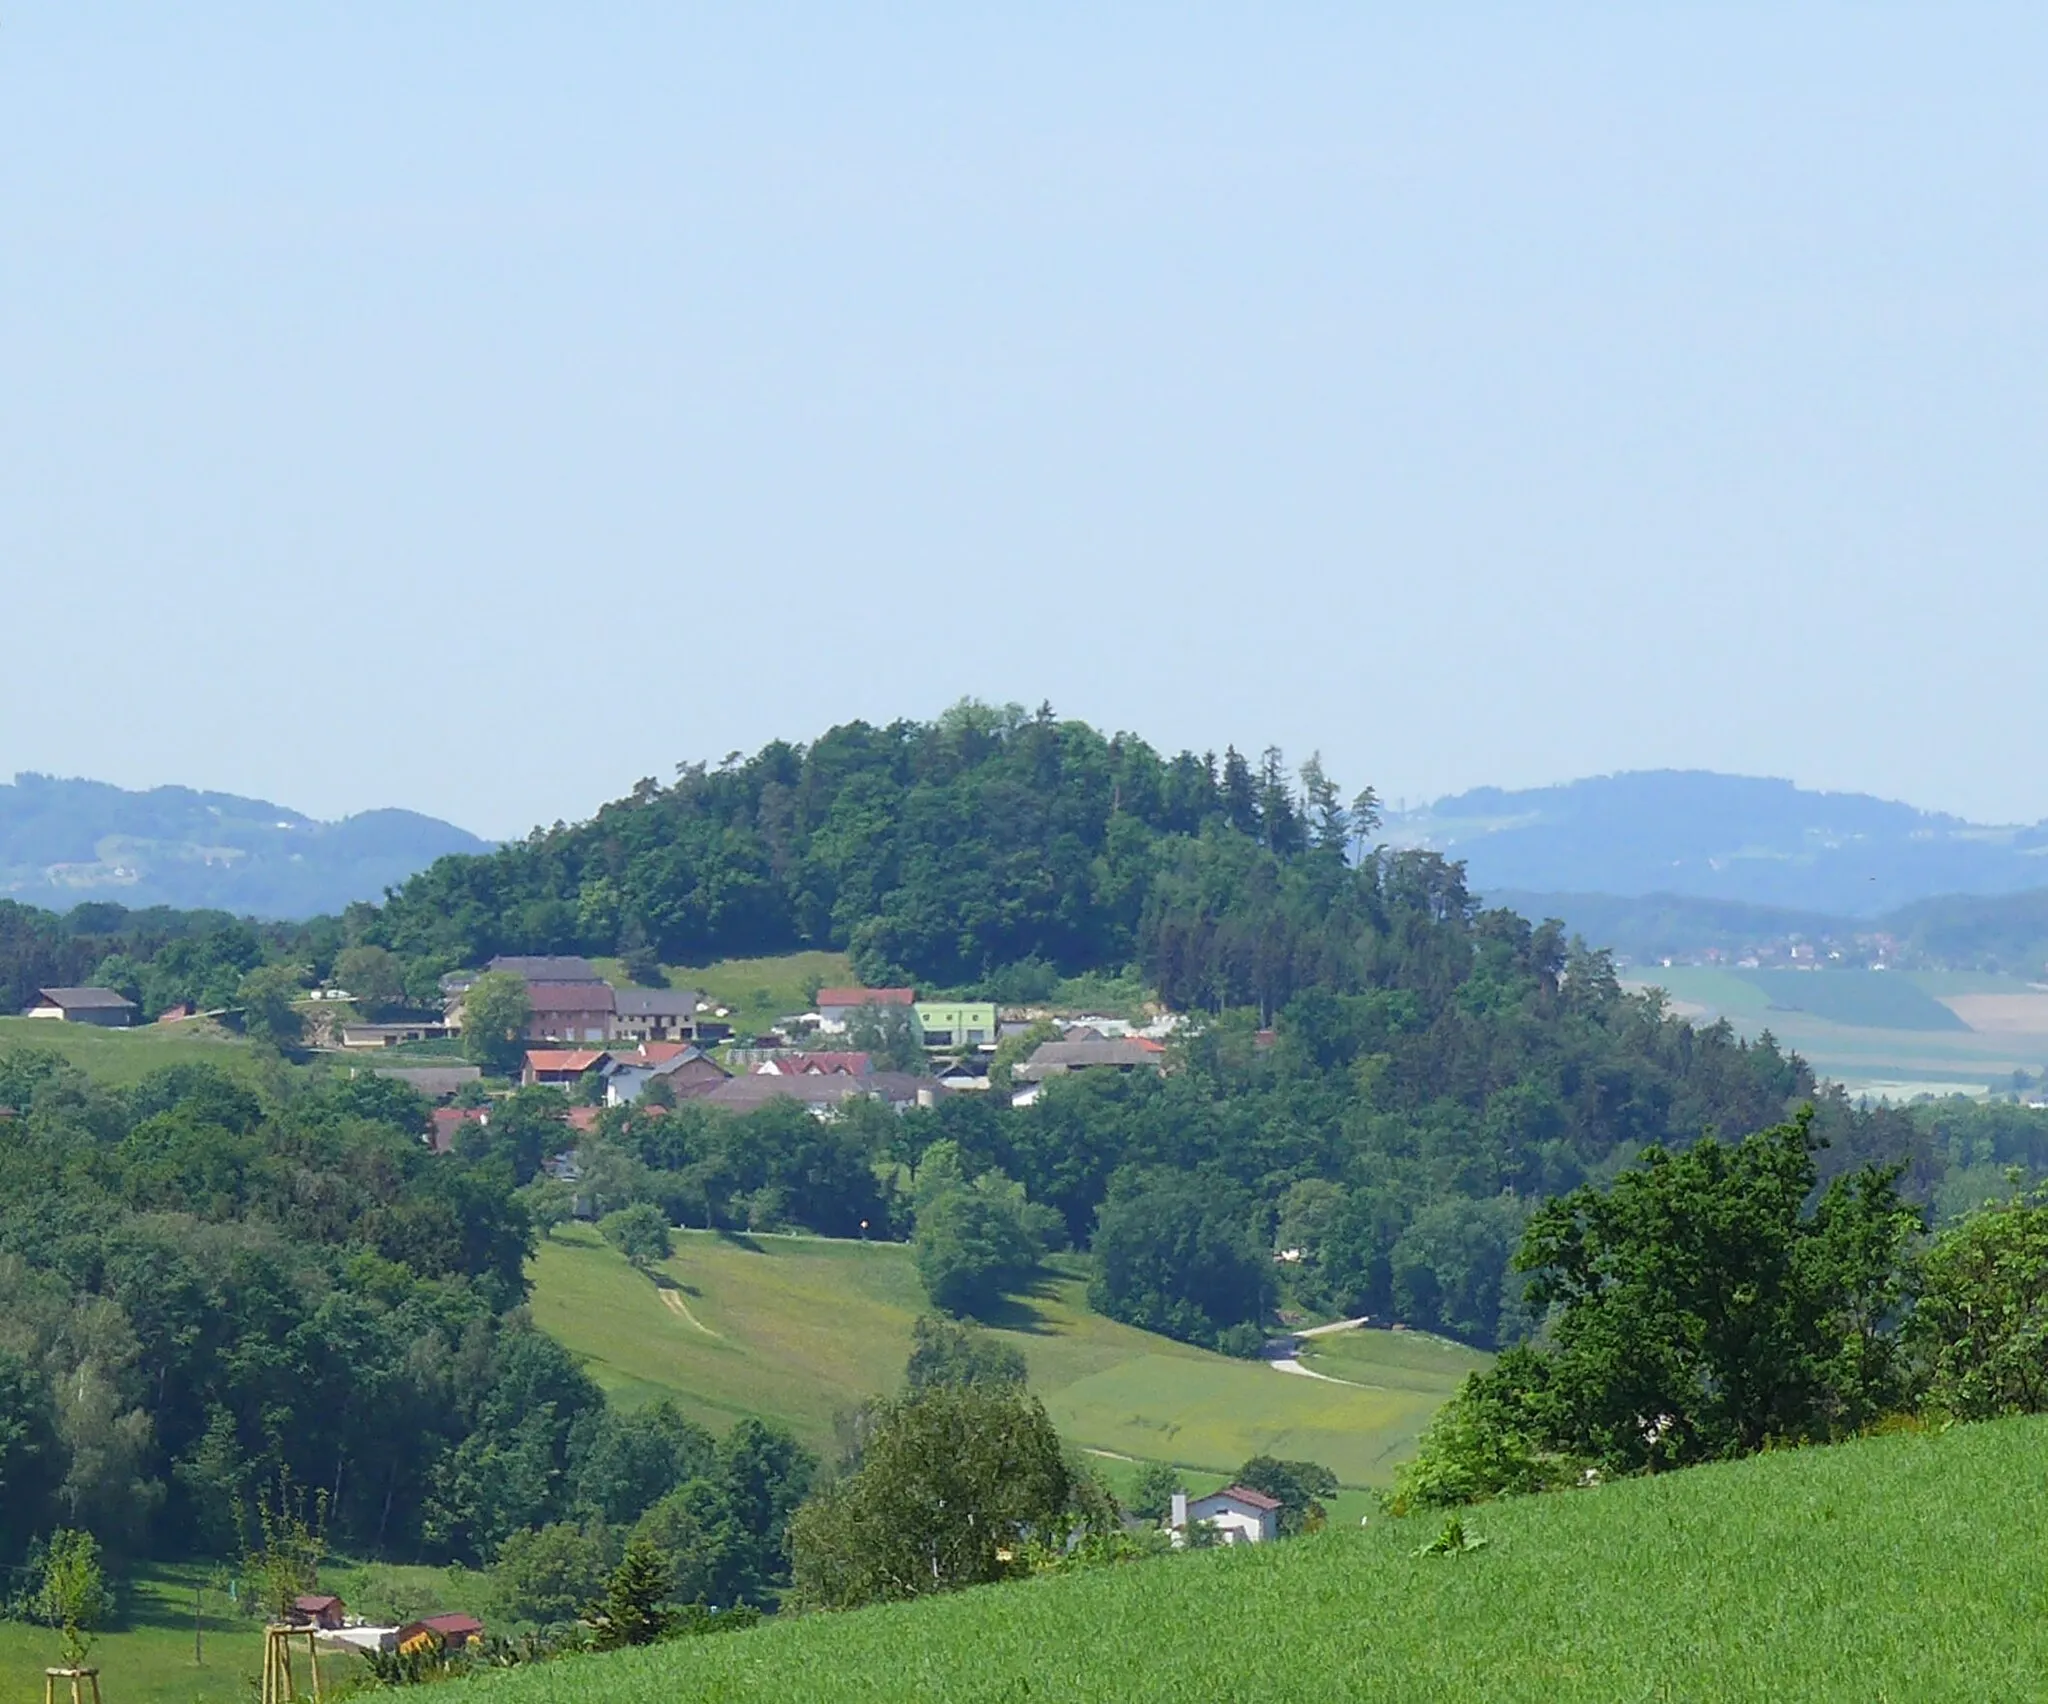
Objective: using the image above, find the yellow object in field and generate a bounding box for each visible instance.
[399,1633,438,1657]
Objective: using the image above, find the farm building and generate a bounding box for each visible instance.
[523,1048,614,1087]
[25,986,137,1026]
[397,1614,484,1653]
[291,1594,346,1630]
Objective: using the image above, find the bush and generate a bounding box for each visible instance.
[913,1186,1042,1317]
[903,1315,1027,1392]
[600,1204,673,1270]
[788,1385,1074,1609]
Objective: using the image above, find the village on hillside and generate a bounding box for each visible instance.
[19,954,1189,1126]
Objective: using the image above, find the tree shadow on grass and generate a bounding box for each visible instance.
[959,1271,1069,1336]
[649,1272,705,1298]
[714,1230,766,1254]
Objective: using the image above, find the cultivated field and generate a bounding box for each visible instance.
[529,1228,1488,1489]
[1629,967,2048,1097]
[451,1412,2048,1704]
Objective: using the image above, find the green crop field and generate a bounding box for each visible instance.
[529,1228,1488,1489]
[1737,968,1967,1031]
[453,1413,2048,1703]
[0,1018,266,1089]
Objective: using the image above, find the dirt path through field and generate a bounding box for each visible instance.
[1269,1356,1373,1389]
[658,1287,720,1336]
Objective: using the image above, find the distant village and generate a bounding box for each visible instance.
[21,954,1185,1128]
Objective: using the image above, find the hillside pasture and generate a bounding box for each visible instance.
[450,1413,2048,1704]
[529,1229,1486,1488]
[0,1015,264,1087]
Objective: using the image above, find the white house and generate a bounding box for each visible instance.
[1171,1485,1281,1546]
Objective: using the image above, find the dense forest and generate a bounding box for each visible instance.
[0,1054,811,1601]
[361,702,1384,997]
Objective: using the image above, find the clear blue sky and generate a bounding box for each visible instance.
[4,6,2044,839]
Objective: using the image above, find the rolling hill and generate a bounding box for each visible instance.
[528,1226,1490,1493]
[1387,770,2048,917]
[452,1412,2048,1703]
[0,772,489,917]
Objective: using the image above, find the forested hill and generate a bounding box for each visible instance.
[1385,770,2048,917]
[0,773,489,917]
[371,704,1388,998]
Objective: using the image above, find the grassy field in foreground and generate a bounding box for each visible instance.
[459,1414,2048,1704]
[0,1017,265,1088]
[530,1228,1488,1488]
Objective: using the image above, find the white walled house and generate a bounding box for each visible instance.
[1171,1485,1282,1546]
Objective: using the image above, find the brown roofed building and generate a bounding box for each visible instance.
[27,987,137,1027]
[397,1614,484,1653]
[816,986,917,1027]
[524,981,616,1044]
[291,1594,346,1630]
[523,1048,613,1087]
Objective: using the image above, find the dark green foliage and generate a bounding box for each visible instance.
[1125,1460,1184,1523]
[599,1203,673,1270]
[492,1523,612,1627]
[586,1536,677,1649]
[236,963,307,1048]
[0,1052,702,1569]
[1397,1110,1924,1506]
[787,1384,1073,1609]
[913,1181,1042,1318]
[1089,1169,1275,1349]
[1912,1187,2048,1419]
[460,971,534,1077]
[0,1347,62,1564]
[363,708,1330,985]
[903,1314,1028,1392]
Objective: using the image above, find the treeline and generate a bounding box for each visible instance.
[1395,1107,2048,1514]
[0,1053,809,1599]
[0,901,342,1020]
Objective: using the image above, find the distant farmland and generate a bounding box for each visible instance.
[1630,967,2048,1097]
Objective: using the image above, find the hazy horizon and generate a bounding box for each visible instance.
[7,7,2045,840]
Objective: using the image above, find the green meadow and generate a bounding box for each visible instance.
[453,1413,2048,1704]
[0,1017,267,1089]
[529,1228,1488,1490]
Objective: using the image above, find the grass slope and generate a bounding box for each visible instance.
[529,1228,1487,1489]
[0,1016,264,1088]
[461,1414,2048,1703]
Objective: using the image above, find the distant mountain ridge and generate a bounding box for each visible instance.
[1386,771,2048,918]
[0,773,491,919]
